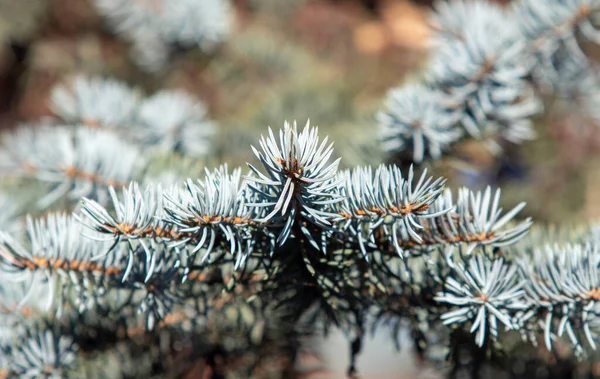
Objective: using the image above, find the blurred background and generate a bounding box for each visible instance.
[1,0,600,377]
[1,0,598,227]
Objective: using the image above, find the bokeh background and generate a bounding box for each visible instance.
[1,0,599,225]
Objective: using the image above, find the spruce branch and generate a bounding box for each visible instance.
[418,187,532,255]
[0,281,51,344]
[0,328,77,379]
[79,166,259,273]
[93,0,233,71]
[50,76,216,157]
[377,84,463,162]
[514,0,600,54]
[426,0,541,147]
[517,242,600,356]
[379,0,600,163]
[0,125,142,209]
[31,121,539,370]
[246,120,343,247]
[332,164,449,258]
[0,0,598,373]
[0,192,21,236]
[0,214,122,313]
[136,90,215,157]
[51,75,141,130]
[435,255,527,347]
[163,165,257,266]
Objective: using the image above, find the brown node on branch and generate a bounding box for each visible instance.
[61,165,125,188]
[101,222,189,240]
[82,118,102,129]
[473,58,496,83]
[577,4,591,20]
[390,202,430,215]
[376,228,497,254]
[276,157,308,185]
[588,288,600,301]
[20,255,122,276]
[338,203,430,219]
[193,215,253,226]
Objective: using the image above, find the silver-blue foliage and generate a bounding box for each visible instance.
[436,255,526,347]
[50,76,216,157]
[518,242,600,355]
[79,181,183,283]
[0,213,117,313]
[514,0,600,107]
[379,0,600,162]
[94,0,233,71]
[9,2,600,370]
[51,75,141,129]
[333,164,448,257]
[4,329,77,379]
[427,0,541,146]
[514,0,600,56]
[136,90,215,157]
[0,121,542,364]
[0,125,142,208]
[438,187,531,252]
[377,84,463,162]
[247,121,343,246]
[0,281,50,343]
[80,166,257,273]
[0,192,21,237]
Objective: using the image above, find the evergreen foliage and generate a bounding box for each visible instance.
[93,0,233,71]
[0,1,599,378]
[378,0,600,162]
